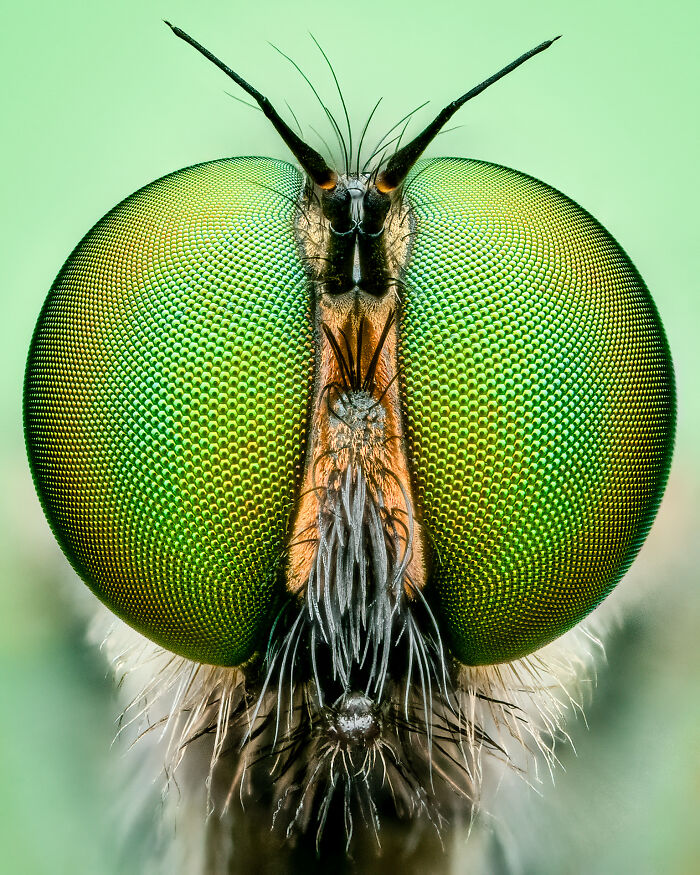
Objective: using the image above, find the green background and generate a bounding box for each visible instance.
[1,1,697,873]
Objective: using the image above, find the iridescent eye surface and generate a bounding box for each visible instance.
[25,158,312,665]
[400,158,674,664]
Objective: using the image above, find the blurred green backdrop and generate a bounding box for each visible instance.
[1,1,697,873]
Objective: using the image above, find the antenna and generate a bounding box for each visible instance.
[165,22,338,189]
[376,36,561,192]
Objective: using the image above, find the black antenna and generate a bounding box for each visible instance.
[165,22,338,189]
[376,36,561,192]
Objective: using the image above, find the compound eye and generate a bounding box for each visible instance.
[400,158,675,666]
[24,158,313,666]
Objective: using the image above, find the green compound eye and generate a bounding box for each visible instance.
[400,158,674,664]
[24,30,674,673]
[25,158,312,665]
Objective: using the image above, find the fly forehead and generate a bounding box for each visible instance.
[341,175,369,198]
[310,173,372,221]
[348,175,370,222]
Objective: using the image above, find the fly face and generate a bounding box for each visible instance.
[24,23,675,858]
